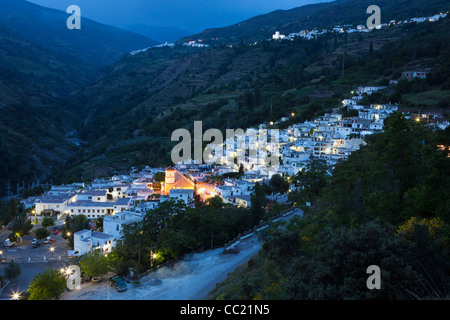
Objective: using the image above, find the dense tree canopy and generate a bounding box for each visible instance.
[108,198,275,274]
[27,268,67,300]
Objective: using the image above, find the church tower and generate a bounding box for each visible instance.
[165,166,176,185]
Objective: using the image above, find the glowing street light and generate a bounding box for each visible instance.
[11,290,20,300]
[150,250,157,268]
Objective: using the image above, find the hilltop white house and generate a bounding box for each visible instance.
[73,229,115,256]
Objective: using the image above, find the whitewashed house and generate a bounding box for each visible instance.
[73,229,115,256]
[103,211,145,240]
[169,188,194,206]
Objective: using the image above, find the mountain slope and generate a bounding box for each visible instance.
[181,0,450,44]
[0,0,157,67]
[0,0,157,196]
[118,23,193,44]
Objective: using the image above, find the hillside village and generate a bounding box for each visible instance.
[18,79,448,258]
[271,11,448,41]
[7,4,450,266]
[130,11,448,55]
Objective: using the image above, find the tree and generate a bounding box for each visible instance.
[153,171,165,182]
[238,163,245,175]
[290,159,329,204]
[27,268,67,300]
[41,216,55,228]
[208,196,224,209]
[0,199,19,226]
[280,222,422,299]
[397,217,445,241]
[79,251,109,280]
[250,182,266,222]
[10,212,33,238]
[4,259,21,280]
[94,217,104,231]
[269,174,289,194]
[34,227,50,240]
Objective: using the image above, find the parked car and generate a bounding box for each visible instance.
[32,238,37,245]
[33,243,40,249]
[3,239,15,248]
[109,276,128,292]
[53,230,60,235]
[44,237,55,244]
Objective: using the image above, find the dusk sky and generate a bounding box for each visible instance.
[27,0,331,33]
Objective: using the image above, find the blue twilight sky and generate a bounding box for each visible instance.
[27,0,330,33]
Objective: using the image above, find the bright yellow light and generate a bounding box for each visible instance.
[152,254,157,259]
[416,118,420,122]
[291,113,295,117]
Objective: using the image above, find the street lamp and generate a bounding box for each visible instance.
[150,250,157,268]
[11,290,20,300]
[0,250,3,264]
[50,246,55,257]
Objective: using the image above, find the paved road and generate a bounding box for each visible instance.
[0,262,68,300]
[60,208,303,300]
